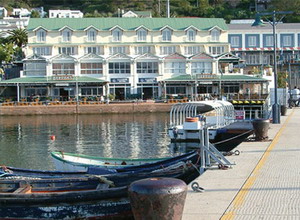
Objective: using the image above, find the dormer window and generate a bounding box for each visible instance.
[187,29,196,42]
[87,29,96,42]
[162,28,172,41]
[137,28,147,41]
[112,28,122,42]
[36,29,46,42]
[62,29,72,42]
[211,29,220,42]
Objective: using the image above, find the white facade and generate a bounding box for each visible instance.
[12,8,31,17]
[0,7,8,18]
[49,10,83,18]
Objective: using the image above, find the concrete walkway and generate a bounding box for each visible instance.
[183,108,299,220]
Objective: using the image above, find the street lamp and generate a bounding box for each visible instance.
[252,11,293,124]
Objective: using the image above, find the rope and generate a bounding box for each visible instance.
[213,129,253,145]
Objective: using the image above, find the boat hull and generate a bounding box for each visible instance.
[169,121,253,152]
[51,151,198,174]
[0,160,200,219]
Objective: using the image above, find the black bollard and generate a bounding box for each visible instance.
[281,105,287,116]
[128,177,187,220]
[252,118,270,141]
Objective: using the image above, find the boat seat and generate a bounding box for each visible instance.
[96,183,110,190]
[13,183,32,194]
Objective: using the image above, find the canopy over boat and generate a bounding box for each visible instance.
[170,100,235,128]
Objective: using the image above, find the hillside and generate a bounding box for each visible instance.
[1,0,300,23]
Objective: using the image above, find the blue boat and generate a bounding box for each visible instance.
[0,158,200,219]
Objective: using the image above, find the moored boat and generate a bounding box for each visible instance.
[0,158,200,219]
[168,100,253,152]
[51,150,198,173]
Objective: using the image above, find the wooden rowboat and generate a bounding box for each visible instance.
[50,150,198,174]
[0,158,200,219]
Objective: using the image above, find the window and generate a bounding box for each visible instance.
[230,36,240,47]
[33,47,51,56]
[62,29,72,42]
[248,36,257,47]
[134,46,151,55]
[81,87,103,96]
[36,29,46,42]
[84,46,100,54]
[24,61,47,76]
[281,35,293,47]
[58,47,77,55]
[87,29,96,42]
[184,46,200,55]
[246,35,259,47]
[160,46,176,55]
[52,63,75,75]
[187,29,196,42]
[265,35,274,47]
[109,46,126,55]
[166,85,186,95]
[137,62,158,74]
[209,46,224,55]
[246,54,260,64]
[112,28,122,42]
[162,28,172,41]
[191,62,212,74]
[137,28,147,41]
[211,29,220,41]
[109,62,130,74]
[25,88,47,97]
[164,62,185,74]
[81,62,103,74]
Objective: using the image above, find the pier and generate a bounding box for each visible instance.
[183,107,299,219]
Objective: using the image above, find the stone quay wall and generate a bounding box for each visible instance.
[0,103,173,116]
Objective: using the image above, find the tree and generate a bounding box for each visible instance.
[272,0,300,22]
[0,43,14,65]
[7,28,28,48]
[31,10,40,18]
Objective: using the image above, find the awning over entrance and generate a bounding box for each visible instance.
[162,74,268,83]
[0,76,108,85]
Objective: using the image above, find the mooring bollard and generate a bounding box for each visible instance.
[281,105,287,116]
[128,177,187,220]
[252,118,270,141]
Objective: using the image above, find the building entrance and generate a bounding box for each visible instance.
[115,88,125,100]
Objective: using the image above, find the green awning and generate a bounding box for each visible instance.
[163,74,268,82]
[0,76,108,84]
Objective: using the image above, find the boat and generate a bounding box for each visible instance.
[50,150,198,173]
[0,151,199,178]
[0,165,89,178]
[0,159,200,219]
[168,100,253,152]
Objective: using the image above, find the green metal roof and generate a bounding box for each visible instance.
[27,17,228,32]
[163,74,268,82]
[0,76,107,84]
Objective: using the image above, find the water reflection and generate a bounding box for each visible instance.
[0,113,183,170]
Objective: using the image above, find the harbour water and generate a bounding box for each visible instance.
[0,113,188,170]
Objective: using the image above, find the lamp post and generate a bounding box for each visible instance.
[252,11,293,124]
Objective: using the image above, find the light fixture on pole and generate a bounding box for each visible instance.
[252,11,293,124]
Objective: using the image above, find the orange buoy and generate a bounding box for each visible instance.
[185,117,199,122]
[50,135,56,140]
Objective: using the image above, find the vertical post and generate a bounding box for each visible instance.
[166,0,170,18]
[272,11,280,124]
[75,81,79,102]
[204,127,210,166]
[288,58,291,90]
[199,129,205,175]
[17,83,20,102]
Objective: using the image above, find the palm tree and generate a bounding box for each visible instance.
[7,28,28,48]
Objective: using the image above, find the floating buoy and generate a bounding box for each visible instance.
[50,135,56,140]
